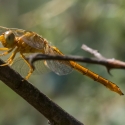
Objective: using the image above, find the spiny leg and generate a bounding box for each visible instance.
[0,47,18,66]
[20,53,34,80]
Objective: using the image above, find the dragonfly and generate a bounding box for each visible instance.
[0,26,123,95]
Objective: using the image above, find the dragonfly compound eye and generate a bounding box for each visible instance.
[4,31,15,45]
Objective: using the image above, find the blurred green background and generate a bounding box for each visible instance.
[0,0,125,125]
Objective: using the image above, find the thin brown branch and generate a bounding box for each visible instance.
[81,44,125,74]
[0,59,84,125]
[27,52,125,72]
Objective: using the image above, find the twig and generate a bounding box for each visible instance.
[0,59,84,125]
[81,44,125,74]
[81,44,106,60]
[27,52,125,73]
[27,45,125,75]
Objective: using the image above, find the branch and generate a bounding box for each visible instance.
[81,44,125,74]
[26,45,124,96]
[27,51,125,74]
[27,44,125,76]
[0,59,84,125]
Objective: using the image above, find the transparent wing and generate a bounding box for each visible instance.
[12,57,50,77]
[44,46,73,75]
[0,26,9,35]
[0,26,44,49]
[10,28,45,49]
[0,26,28,37]
[12,57,29,77]
[45,60,73,75]
[17,31,45,49]
[0,26,25,36]
[34,60,50,74]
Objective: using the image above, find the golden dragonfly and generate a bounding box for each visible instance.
[0,26,123,95]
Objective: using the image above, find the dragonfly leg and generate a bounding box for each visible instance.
[0,47,18,66]
[0,48,14,56]
[0,48,9,51]
[20,53,34,80]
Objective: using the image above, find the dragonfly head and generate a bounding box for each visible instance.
[0,31,16,48]
[4,31,16,48]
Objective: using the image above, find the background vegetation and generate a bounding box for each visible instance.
[0,0,125,125]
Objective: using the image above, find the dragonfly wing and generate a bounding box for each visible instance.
[0,26,44,49]
[45,46,73,75]
[12,56,50,77]
[10,28,26,37]
[33,60,50,74]
[12,57,29,77]
[10,28,44,49]
[0,26,9,34]
[0,26,25,36]
[45,60,73,75]
[19,31,45,49]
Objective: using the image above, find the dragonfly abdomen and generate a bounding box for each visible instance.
[70,61,123,95]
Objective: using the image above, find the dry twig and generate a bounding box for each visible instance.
[81,44,125,74]
[27,44,125,75]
